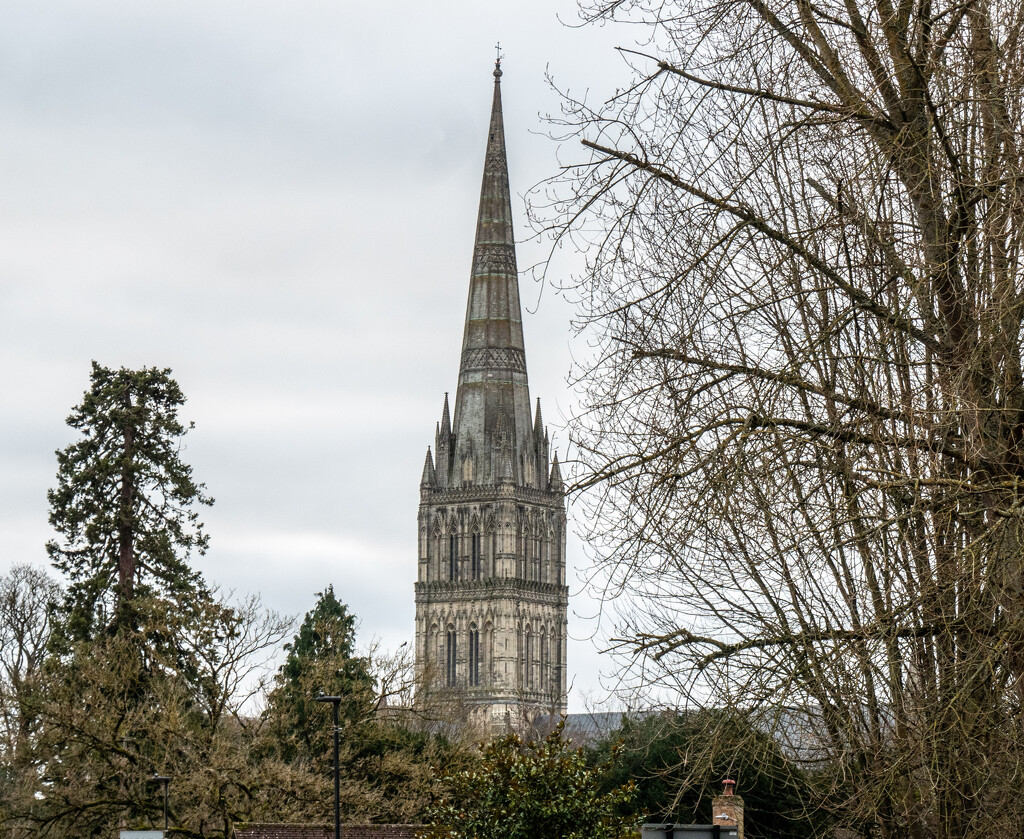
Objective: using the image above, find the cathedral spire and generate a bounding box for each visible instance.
[458,57,523,379]
[415,60,568,726]
[451,59,533,487]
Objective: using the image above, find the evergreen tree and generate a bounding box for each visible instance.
[263,589,459,823]
[46,362,213,640]
[426,722,636,839]
[589,711,818,839]
[266,586,374,765]
[6,592,306,839]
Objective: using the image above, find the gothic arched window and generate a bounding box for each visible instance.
[541,632,549,690]
[433,531,442,582]
[471,532,481,580]
[542,535,550,584]
[449,534,458,581]
[485,620,494,682]
[554,631,562,695]
[468,625,481,687]
[446,628,457,687]
[553,528,561,584]
[525,627,534,689]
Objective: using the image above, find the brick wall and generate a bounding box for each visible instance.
[235,824,425,839]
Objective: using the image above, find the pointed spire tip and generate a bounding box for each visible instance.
[421,446,436,486]
[549,450,564,492]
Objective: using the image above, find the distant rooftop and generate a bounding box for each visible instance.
[235,825,422,839]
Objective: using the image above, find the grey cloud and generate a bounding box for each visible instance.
[0,0,627,712]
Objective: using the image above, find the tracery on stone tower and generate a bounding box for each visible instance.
[414,59,568,728]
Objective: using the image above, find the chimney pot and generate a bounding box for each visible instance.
[713,778,743,838]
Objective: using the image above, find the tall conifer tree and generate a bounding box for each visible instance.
[47,361,213,640]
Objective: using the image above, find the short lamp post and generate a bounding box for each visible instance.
[315,694,343,839]
[151,774,170,834]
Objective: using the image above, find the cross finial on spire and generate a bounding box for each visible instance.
[494,42,503,78]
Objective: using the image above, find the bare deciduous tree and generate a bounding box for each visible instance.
[536,1,1024,836]
[0,565,60,798]
[179,591,293,726]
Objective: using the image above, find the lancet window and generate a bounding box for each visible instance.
[469,626,480,687]
[471,532,481,580]
[525,627,534,689]
[446,628,457,687]
[541,632,549,689]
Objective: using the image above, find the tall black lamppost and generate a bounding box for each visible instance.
[315,694,342,839]
[151,774,170,834]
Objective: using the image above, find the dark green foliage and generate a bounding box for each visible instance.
[426,722,637,839]
[47,362,213,641]
[7,598,307,839]
[589,711,818,839]
[280,585,363,694]
[265,586,375,765]
[5,368,457,834]
[3,577,456,837]
[261,587,461,824]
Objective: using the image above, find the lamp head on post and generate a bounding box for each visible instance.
[315,693,343,839]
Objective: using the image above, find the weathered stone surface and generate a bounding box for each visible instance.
[415,61,568,728]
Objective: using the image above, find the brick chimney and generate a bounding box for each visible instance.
[712,779,744,839]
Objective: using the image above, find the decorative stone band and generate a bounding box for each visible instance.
[422,484,565,505]
[472,243,517,275]
[414,579,570,604]
[461,346,527,374]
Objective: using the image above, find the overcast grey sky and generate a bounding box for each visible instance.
[0,1,635,711]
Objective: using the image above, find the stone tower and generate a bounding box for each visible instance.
[414,60,568,728]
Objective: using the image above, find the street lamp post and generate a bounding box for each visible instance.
[315,694,342,839]
[151,774,170,834]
